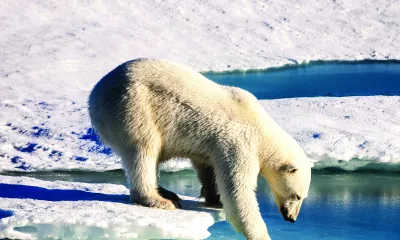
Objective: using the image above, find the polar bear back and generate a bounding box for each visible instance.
[125,59,261,120]
[89,58,267,158]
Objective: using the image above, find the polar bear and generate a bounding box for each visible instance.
[89,59,312,240]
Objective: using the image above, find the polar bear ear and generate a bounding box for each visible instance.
[279,163,298,173]
[308,158,315,168]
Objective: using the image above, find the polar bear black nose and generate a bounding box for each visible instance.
[284,214,296,223]
[280,206,296,223]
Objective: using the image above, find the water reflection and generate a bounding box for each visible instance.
[211,171,400,240]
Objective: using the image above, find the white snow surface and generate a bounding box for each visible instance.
[2,0,399,72]
[0,175,224,240]
[0,0,399,172]
[262,96,400,170]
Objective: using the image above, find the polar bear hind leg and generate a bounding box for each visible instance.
[121,140,180,210]
[158,185,181,203]
[192,161,222,208]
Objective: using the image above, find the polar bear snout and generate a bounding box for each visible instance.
[279,199,303,223]
[280,206,296,223]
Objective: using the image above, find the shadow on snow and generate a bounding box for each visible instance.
[0,183,222,216]
[0,183,129,203]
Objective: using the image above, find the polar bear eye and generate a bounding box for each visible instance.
[290,194,301,200]
[279,164,298,174]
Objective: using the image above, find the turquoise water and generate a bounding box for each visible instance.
[4,170,400,239]
[204,61,400,99]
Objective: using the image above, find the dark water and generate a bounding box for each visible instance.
[4,170,400,240]
[204,61,400,99]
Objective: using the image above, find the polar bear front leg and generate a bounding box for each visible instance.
[122,146,178,210]
[213,158,271,240]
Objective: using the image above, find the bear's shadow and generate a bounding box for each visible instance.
[0,183,129,202]
[0,183,223,217]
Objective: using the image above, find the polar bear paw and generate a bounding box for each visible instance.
[146,197,178,210]
[131,192,180,210]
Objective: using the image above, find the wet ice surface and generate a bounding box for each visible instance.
[1,171,399,240]
[0,174,224,240]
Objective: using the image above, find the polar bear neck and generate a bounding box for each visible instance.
[254,110,307,171]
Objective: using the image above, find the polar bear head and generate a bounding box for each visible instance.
[260,141,312,223]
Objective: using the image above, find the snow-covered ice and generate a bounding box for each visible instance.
[0,0,399,172]
[0,175,224,240]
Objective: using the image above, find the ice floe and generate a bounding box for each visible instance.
[0,176,224,240]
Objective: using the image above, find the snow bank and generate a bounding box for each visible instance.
[0,176,224,240]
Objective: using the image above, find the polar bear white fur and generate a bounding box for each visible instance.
[89,59,312,240]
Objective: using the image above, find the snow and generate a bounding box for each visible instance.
[0,175,225,240]
[262,96,400,170]
[1,0,399,74]
[0,0,399,238]
[0,1,399,172]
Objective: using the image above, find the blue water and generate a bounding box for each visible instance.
[157,171,400,240]
[207,172,400,240]
[6,170,399,240]
[204,61,400,99]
